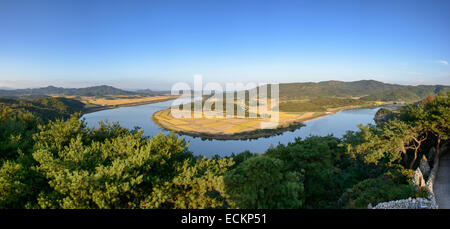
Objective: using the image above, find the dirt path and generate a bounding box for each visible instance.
[434,153,450,209]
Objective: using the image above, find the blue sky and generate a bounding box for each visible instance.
[0,0,449,90]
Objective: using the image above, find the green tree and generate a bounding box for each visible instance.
[224,156,304,209]
[0,161,31,208]
[264,136,340,208]
[0,105,39,161]
[32,115,232,209]
[338,174,423,209]
[150,157,233,209]
[422,93,449,157]
[399,92,449,161]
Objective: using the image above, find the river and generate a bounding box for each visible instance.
[82,99,379,157]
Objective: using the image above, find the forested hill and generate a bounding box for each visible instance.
[0,97,85,122]
[278,80,404,99]
[278,80,449,101]
[0,85,137,97]
[360,85,449,102]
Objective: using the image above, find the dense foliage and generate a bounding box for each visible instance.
[224,156,304,208]
[360,85,449,102]
[278,80,404,99]
[0,111,233,209]
[0,97,85,122]
[0,92,448,209]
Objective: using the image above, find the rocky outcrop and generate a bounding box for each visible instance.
[372,166,437,209]
[412,168,426,190]
[419,155,431,178]
[425,147,440,209]
[373,108,395,124]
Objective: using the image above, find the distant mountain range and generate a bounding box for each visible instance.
[134,89,171,95]
[0,80,448,102]
[0,85,167,97]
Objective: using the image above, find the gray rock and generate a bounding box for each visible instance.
[420,155,431,178]
[412,168,426,190]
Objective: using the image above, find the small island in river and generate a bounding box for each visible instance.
[152,102,390,140]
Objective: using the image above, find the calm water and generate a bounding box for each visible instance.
[82,100,379,157]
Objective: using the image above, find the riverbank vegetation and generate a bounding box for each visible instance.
[0,91,448,209]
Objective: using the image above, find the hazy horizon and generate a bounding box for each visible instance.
[1,0,449,90]
[1,78,449,92]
